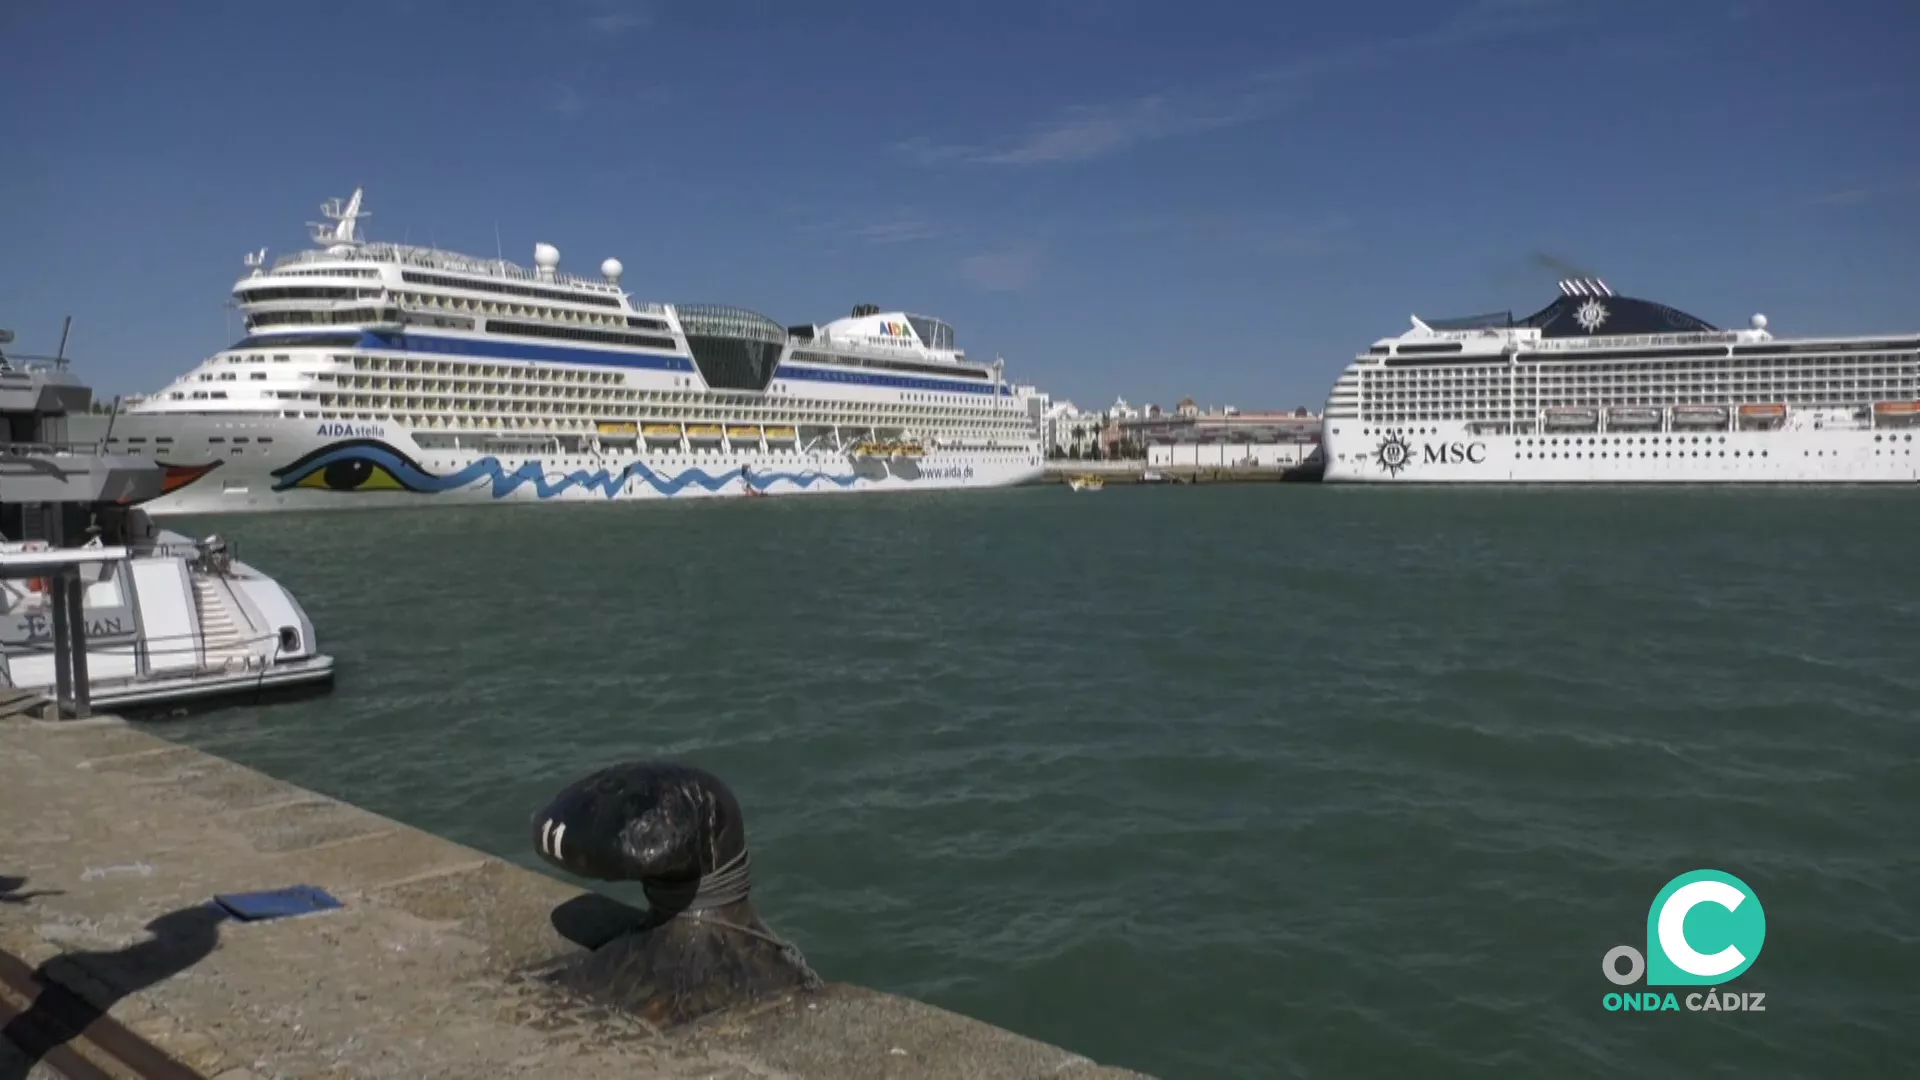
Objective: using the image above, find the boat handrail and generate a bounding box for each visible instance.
[0,353,73,374]
[0,625,281,659]
[0,439,114,456]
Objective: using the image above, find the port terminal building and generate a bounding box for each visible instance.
[1128,399,1322,469]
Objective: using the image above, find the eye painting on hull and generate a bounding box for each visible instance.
[265,438,892,499]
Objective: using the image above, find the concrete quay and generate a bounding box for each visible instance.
[1042,461,1317,485]
[0,716,1152,1080]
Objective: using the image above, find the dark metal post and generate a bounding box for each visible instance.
[49,573,72,716]
[66,566,91,718]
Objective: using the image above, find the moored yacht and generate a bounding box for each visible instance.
[2,331,332,715]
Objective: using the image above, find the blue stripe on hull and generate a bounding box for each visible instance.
[357,331,695,372]
[305,331,1013,395]
[773,363,1012,396]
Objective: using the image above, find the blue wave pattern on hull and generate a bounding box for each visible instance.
[269,440,865,499]
[450,458,864,498]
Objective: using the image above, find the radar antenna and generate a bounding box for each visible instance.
[309,187,369,251]
[242,247,268,276]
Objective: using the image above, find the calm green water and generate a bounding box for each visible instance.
[158,486,1918,1079]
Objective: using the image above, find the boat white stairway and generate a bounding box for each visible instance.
[193,573,258,670]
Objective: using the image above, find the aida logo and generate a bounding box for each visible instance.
[879,321,912,338]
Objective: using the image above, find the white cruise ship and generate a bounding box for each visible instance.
[1321,278,1920,484]
[113,189,1047,515]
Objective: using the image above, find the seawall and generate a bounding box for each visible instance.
[1042,461,1320,484]
[0,715,1152,1079]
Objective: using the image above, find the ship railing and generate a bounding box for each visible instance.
[1528,331,1742,352]
[237,296,395,313]
[272,245,628,295]
[0,439,118,457]
[0,353,73,374]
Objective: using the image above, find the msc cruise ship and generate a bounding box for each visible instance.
[112,189,1047,515]
[1321,278,1920,484]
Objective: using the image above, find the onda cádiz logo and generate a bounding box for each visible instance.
[1601,869,1767,1014]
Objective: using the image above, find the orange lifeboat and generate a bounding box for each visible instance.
[1739,403,1786,417]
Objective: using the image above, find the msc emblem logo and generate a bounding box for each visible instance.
[1373,433,1412,476]
[1575,297,1610,333]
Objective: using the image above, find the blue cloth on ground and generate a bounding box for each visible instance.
[210,884,343,921]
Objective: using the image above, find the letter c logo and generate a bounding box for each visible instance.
[1658,880,1747,977]
[1644,869,1765,986]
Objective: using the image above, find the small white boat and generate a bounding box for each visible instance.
[1607,406,1663,430]
[1543,407,1600,430]
[1065,474,1105,492]
[3,326,333,717]
[1,517,334,716]
[1672,404,1731,427]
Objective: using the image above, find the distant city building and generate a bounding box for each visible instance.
[1144,439,1315,469]
[1121,404,1321,445]
[1041,393,1322,462]
[1042,399,1117,457]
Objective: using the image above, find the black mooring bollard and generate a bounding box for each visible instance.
[530,761,821,1027]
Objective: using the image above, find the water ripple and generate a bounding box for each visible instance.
[157,486,1920,1080]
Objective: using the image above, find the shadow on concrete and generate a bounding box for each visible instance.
[0,877,62,906]
[541,891,824,1031]
[549,890,652,951]
[0,901,227,1080]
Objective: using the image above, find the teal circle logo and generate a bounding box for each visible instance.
[1643,869,1766,986]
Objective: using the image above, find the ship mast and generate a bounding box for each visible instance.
[309,188,369,252]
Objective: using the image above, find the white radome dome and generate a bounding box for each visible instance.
[1750,313,1768,330]
[533,243,561,269]
[601,257,623,281]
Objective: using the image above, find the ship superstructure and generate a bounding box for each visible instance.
[1321,278,1920,484]
[116,189,1047,513]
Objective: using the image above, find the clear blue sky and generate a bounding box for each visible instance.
[2,0,1914,412]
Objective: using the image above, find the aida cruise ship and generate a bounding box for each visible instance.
[112,190,1047,514]
[1321,278,1920,484]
